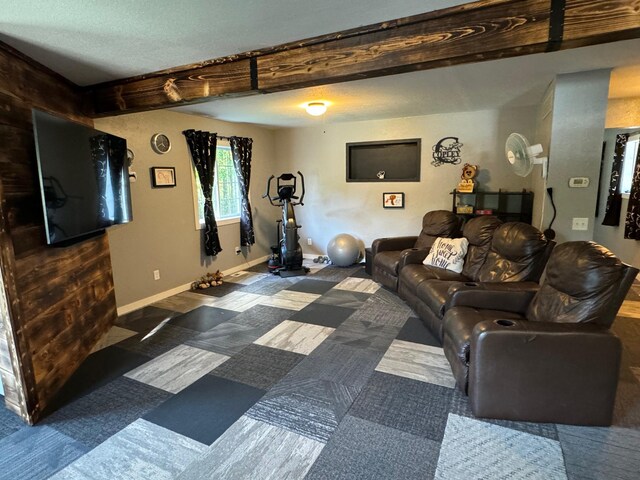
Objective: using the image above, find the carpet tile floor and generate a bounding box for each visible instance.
[1,259,640,479]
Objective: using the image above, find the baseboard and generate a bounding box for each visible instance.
[116,254,270,316]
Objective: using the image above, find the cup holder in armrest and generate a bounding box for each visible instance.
[464,282,479,287]
[495,319,515,327]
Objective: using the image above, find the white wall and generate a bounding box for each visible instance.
[593,127,640,267]
[95,110,276,308]
[533,70,611,243]
[274,107,536,253]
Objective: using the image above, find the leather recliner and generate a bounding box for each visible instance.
[371,210,461,291]
[399,219,554,341]
[442,241,638,426]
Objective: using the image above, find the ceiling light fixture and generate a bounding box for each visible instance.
[305,102,327,116]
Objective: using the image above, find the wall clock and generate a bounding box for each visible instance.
[150,133,171,154]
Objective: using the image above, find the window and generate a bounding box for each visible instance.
[192,145,241,228]
[621,134,640,195]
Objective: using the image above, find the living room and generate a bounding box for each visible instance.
[1,1,640,479]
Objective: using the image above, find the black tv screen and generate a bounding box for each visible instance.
[33,109,133,245]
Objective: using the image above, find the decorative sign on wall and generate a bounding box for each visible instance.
[432,137,463,166]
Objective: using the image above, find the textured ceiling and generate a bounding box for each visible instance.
[0,0,467,85]
[2,0,640,127]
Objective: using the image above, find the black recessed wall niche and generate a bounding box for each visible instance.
[346,139,421,182]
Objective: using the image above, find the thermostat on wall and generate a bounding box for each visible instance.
[569,177,590,188]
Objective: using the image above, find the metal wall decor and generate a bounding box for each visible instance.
[432,137,463,166]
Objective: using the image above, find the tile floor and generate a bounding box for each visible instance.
[1,259,639,479]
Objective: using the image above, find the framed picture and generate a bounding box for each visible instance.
[383,192,404,208]
[151,167,176,187]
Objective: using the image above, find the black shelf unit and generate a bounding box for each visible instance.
[450,189,533,224]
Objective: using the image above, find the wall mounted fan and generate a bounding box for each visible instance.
[505,133,548,178]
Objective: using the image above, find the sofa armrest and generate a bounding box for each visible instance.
[371,236,417,257]
[445,282,539,315]
[398,248,430,269]
[469,319,621,425]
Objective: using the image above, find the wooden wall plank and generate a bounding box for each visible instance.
[0,40,117,423]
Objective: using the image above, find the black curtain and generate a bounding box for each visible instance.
[625,140,640,240]
[89,134,109,225]
[108,136,126,222]
[602,134,628,226]
[183,129,222,256]
[229,136,255,246]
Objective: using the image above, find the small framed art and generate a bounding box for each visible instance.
[151,167,176,187]
[383,192,404,208]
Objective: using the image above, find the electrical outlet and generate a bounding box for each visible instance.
[153,270,160,280]
[235,246,242,255]
[572,217,589,231]
[307,237,313,246]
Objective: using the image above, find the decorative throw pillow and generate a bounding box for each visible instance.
[423,237,469,273]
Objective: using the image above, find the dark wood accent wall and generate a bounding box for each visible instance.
[0,42,117,423]
[87,0,640,116]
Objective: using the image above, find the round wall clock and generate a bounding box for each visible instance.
[126,148,135,166]
[150,133,171,154]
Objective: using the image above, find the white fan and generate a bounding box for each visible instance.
[505,133,548,178]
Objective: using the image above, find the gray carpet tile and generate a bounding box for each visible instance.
[286,278,338,295]
[314,288,371,309]
[240,275,303,295]
[370,285,415,315]
[0,426,88,480]
[177,416,323,480]
[211,344,305,390]
[349,371,453,442]
[46,346,151,412]
[51,419,207,480]
[396,316,442,347]
[435,413,567,480]
[612,367,640,428]
[185,321,272,356]
[310,265,365,282]
[289,339,383,390]
[190,281,244,297]
[43,377,171,448]
[117,324,199,358]
[247,376,360,443]
[449,388,559,440]
[348,265,371,279]
[0,402,24,440]
[169,305,240,332]
[290,303,355,328]
[346,292,412,328]
[305,414,440,480]
[144,375,265,445]
[229,304,293,329]
[329,318,400,351]
[558,424,640,480]
[115,306,178,334]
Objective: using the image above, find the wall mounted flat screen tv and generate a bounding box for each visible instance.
[33,109,133,245]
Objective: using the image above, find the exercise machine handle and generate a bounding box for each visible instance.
[262,175,277,206]
[297,171,305,206]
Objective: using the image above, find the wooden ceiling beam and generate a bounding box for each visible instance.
[86,0,640,117]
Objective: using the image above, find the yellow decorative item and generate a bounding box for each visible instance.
[457,163,478,193]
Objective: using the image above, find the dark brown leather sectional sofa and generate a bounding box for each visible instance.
[370,213,638,425]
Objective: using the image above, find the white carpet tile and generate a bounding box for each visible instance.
[435,414,567,480]
[124,344,229,393]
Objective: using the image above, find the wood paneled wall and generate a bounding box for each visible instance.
[0,43,117,423]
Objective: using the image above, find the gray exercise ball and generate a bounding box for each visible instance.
[327,233,360,267]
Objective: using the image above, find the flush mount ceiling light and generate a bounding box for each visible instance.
[305,102,327,116]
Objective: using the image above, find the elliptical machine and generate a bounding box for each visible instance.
[263,171,309,277]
